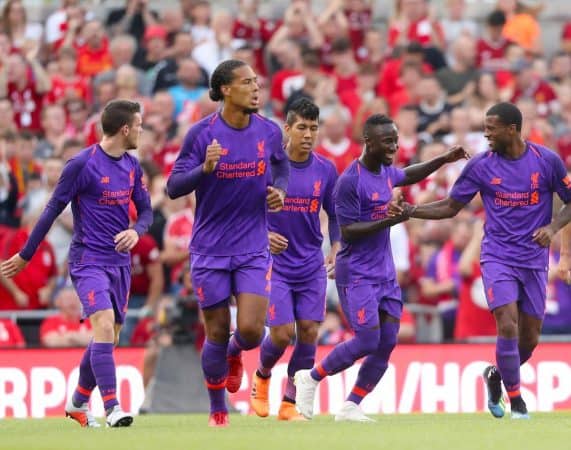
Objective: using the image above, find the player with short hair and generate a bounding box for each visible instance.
[167,59,289,427]
[1,99,152,427]
[294,113,469,421]
[389,102,571,419]
[249,98,340,421]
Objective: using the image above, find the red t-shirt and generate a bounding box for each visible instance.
[130,317,156,346]
[75,40,112,78]
[232,18,280,76]
[315,140,361,174]
[454,263,496,340]
[7,80,45,133]
[344,7,372,51]
[387,17,444,48]
[39,315,92,345]
[0,228,57,310]
[0,318,25,348]
[46,75,91,105]
[562,22,571,40]
[164,209,194,283]
[511,79,558,117]
[131,234,160,295]
[270,69,304,115]
[153,141,181,176]
[476,37,512,70]
[377,59,432,99]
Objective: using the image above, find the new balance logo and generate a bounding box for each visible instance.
[357,308,366,325]
[220,148,229,156]
[371,192,379,200]
[101,176,110,184]
[491,178,502,185]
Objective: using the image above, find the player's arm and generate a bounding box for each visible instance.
[323,164,341,275]
[167,128,215,199]
[268,127,290,210]
[558,223,571,283]
[390,196,465,220]
[397,145,469,186]
[0,158,84,278]
[336,174,408,243]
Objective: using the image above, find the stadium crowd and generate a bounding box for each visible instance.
[1,0,571,350]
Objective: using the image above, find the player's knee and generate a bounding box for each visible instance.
[271,327,294,348]
[494,309,518,338]
[297,322,319,344]
[355,329,381,355]
[520,333,539,351]
[238,326,264,345]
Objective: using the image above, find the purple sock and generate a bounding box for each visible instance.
[258,336,286,377]
[72,341,96,407]
[496,336,521,397]
[348,322,399,404]
[284,342,316,400]
[90,342,118,412]
[202,340,229,413]
[310,328,380,381]
[519,347,533,365]
[227,329,264,357]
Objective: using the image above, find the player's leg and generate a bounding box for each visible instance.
[278,275,325,421]
[191,254,234,426]
[518,311,542,365]
[517,267,547,366]
[337,291,402,422]
[227,251,272,393]
[294,284,380,419]
[251,277,294,417]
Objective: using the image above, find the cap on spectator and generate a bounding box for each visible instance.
[144,25,168,42]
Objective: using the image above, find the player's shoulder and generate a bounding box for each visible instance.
[186,113,219,139]
[65,144,99,171]
[336,161,360,188]
[464,150,493,170]
[312,152,337,173]
[251,113,282,136]
[528,141,560,162]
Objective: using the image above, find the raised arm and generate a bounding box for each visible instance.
[398,145,469,186]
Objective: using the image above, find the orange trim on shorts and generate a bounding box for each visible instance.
[315,364,327,378]
[507,390,521,399]
[206,379,227,390]
[76,385,92,396]
[102,393,117,402]
[351,386,368,398]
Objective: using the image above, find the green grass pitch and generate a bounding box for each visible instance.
[2,413,570,450]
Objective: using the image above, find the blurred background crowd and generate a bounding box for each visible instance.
[1,0,571,360]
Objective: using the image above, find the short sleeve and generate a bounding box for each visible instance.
[334,174,360,226]
[449,156,482,205]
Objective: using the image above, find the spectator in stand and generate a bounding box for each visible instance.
[9,131,42,200]
[329,37,359,95]
[436,35,478,106]
[94,34,148,96]
[232,0,280,76]
[150,91,178,140]
[35,104,68,160]
[40,287,93,348]
[0,131,19,229]
[0,98,17,136]
[385,61,423,117]
[377,41,432,102]
[343,0,373,54]
[510,59,559,118]
[72,20,113,79]
[454,220,496,341]
[106,0,158,42]
[441,0,478,52]
[46,47,91,108]
[44,0,82,51]
[191,11,235,77]
[549,52,571,93]
[443,107,488,157]
[466,72,501,130]
[516,98,552,147]
[395,105,421,167]
[415,75,452,137]
[60,138,83,162]
[64,98,91,143]
[355,27,385,69]
[1,0,43,51]
[317,0,350,72]
[0,46,51,134]
[274,44,313,117]
[0,208,57,311]
[476,10,512,72]
[316,107,361,174]
[133,24,168,76]
[387,0,445,51]
[497,0,542,55]
[339,62,379,120]
[168,58,207,119]
[185,0,213,45]
[0,318,25,348]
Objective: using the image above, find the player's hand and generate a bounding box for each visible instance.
[13,288,29,308]
[202,139,223,174]
[114,229,140,253]
[532,224,555,248]
[268,231,288,254]
[0,253,28,278]
[267,186,286,212]
[325,242,340,279]
[557,253,571,284]
[444,145,470,163]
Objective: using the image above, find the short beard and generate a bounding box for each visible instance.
[243,107,259,115]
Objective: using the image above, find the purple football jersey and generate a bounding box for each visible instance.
[334,160,406,285]
[167,112,289,256]
[268,153,340,281]
[20,144,152,266]
[450,142,571,269]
